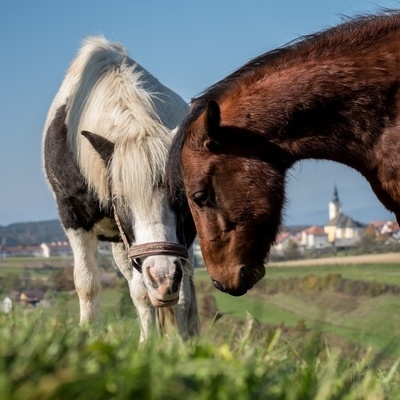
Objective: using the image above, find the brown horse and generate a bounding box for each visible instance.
[166,12,400,297]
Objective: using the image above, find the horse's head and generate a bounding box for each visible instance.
[82,130,195,307]
[168,100,288,296]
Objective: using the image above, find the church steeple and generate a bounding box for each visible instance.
[329,184,342,220]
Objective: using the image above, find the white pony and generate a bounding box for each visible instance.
[42,36,199,341]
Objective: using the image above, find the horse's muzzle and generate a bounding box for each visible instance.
[211,265,265,296]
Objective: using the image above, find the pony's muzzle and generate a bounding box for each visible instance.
[143,257,183,307]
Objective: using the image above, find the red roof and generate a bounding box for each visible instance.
[303,225,326,235]
[274,232,291,244]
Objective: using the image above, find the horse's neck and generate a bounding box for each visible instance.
[218,46,400,218]
[220,54,399,173]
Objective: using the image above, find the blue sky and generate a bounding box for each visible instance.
[1,1,399,226]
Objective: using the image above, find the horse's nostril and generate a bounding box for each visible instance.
[226,286,247,297]
[212,279,226,292]
[212,278,248,296]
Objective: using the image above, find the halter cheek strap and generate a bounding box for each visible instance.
[112,202,131,250]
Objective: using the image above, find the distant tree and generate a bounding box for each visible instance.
[50,266,75,291]
[0,273,22,294]
[20,269,31,290]
[284,239,301,260]
[358,225,377,253]
[98,255,115,272]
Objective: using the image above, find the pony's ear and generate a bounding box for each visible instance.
[81,130,114,165]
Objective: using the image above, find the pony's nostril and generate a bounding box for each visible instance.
[173,263,183,283]
[170,265,183,293]
[212,279,226,293]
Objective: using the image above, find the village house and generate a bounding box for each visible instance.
[40,241,73,258]
[0,245,43,258]
[370,220,400,237]
[299,225,329,249]
[271,231,300,257]
[0,241,73,258]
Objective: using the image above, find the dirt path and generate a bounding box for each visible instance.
[270,252,400,267]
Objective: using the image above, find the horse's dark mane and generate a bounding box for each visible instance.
[166,10,400,203]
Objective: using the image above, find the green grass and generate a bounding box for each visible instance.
[0,311,399,400]
[0,257,73,269]
[268,263,400,285]
[1,258,400,398]
[194,264,400,351]
[2,260,399,351]
[195,263,400,286]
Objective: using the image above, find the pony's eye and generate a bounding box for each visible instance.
[192,191,209,207]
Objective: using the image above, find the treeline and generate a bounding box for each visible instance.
[257,273,400,298]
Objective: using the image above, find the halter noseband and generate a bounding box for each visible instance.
[112,200,188,270]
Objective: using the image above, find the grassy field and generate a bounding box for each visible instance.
[1,309,399,399]
[0,256,73,270]
[268,263,400,285]
[1,255,400,351]
[0,255,400,398]
[194,261,400,351]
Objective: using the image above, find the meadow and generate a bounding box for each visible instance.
[0,256,399,398]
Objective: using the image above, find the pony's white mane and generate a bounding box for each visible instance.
[50,36,188,215]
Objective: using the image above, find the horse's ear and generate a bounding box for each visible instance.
[81,130,114,166]
[205,100,221,133]
[203,100,221,151]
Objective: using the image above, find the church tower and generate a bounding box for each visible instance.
[328,184,342,220]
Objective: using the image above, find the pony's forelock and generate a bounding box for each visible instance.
[110,133,171,217]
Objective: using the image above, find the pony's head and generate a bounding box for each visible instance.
[168,100,288,296]
[82,129,195,307]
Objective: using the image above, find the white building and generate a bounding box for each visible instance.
[271,232,300,256]
[299,225,329,249]
[324,185,365,247]
[40,241,72,258]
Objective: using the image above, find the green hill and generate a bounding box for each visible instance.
[0,220,66,246]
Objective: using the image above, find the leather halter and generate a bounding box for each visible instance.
[112,201,188,270]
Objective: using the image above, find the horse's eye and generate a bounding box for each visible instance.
[192,191,208,207]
